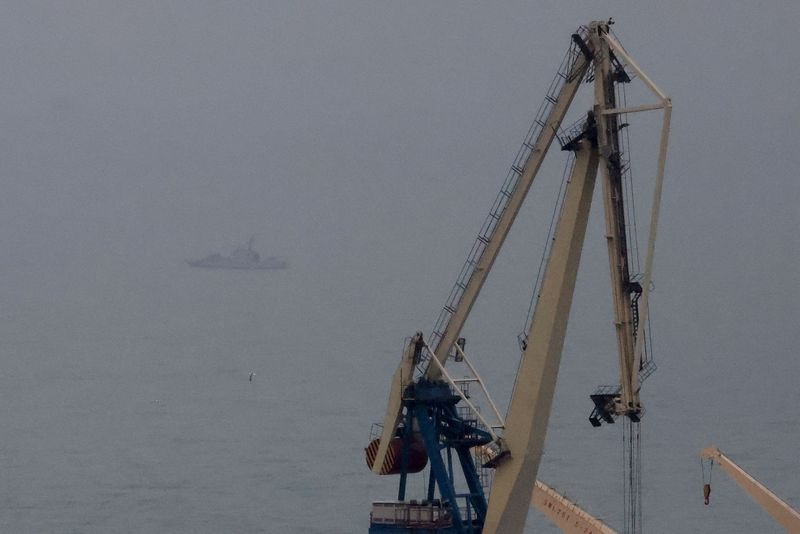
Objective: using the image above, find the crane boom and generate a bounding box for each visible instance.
[369,29,594,478]
[424,39,592,380]
[701,446,800,533]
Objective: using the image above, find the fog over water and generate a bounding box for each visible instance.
[0,2,798,533]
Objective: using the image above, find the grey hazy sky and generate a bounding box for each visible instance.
[0,2,798,532]
[2,2,797,283]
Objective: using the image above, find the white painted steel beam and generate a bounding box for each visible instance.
[599,29,672,395]
[533,480,619,534]
[593,23,640,415]
[483,141,600,534]
[601,102,665,115]
[370,333,421,474]
[603,32,668,102]
[452,341,506,429]
[630,101,671,392]
[424,341,500,441]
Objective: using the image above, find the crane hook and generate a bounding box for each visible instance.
[701,457,714,505]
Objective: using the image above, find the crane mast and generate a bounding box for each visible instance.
[483,136,600,534]
[366,20,671,534]
[593,29,641,418]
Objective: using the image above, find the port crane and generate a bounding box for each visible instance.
[701,447,800,533]
[366,20,670,534]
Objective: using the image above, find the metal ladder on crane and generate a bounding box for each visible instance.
[420,29,590,373]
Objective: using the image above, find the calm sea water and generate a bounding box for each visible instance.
[1,250,796,533]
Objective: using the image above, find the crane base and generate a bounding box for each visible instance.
[369,501,483,533]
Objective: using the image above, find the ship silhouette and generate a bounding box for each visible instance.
[188,237,287,270]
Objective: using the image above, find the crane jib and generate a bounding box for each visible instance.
[423,31,594,380]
